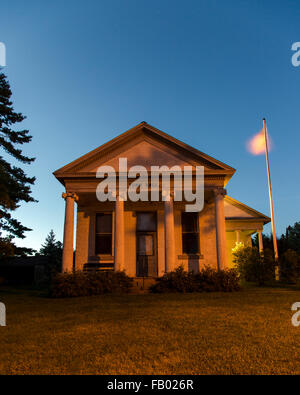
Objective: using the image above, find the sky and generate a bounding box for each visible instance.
[0,0,300,250]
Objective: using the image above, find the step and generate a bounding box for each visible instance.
[130,277,157,294]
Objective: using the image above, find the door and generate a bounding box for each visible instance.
[136,212,158,277]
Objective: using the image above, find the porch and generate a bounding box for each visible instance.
[61,189,228,276]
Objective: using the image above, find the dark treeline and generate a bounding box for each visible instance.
[253,221,300,256]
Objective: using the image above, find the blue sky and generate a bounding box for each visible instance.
[1,0,300,250]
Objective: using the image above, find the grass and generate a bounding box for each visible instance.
[1,285,300,374]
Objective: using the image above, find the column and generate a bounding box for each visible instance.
[62,192,78,273]
[214,188,228,270]
[164,195,175,273]
[235,230,241,244]
[258,230,264,254]
[114,195,124,271]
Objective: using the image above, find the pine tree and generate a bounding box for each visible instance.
[39,230,62,257]
[284,222,300,255]
[0,71,36,251]
[39,230,62,274]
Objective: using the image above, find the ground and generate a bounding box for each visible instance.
[0,286,300,374]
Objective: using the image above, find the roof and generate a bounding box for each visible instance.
[53,121,236,185]
[225,196,271,224]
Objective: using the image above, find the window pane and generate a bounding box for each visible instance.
[182,233,199,254]
[95,234,112,254]
[96,214,112,233]
[138,235,154,256]
[182,213,198,232]
[137,212,156,231]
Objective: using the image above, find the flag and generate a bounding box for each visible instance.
[247,127,272,155]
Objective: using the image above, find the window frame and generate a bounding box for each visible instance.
[181,212,200,255]
[95,212,113,256]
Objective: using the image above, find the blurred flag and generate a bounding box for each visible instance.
[247,128,272,155]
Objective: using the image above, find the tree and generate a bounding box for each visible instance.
[0,236,14,259]
[257,223,300,256]
[0,233,36,260]
[233,245,275,286]
[252,232,287,255]
[0,71,36,254]
[39,230,63,274]
[40,229,62,256]
[285,222,300,255]
[279,249,300,284]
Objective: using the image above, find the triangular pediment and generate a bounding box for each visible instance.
[78,135,219,173]
[88,140,197,171]
[225,196,270,223]
[225,200,254,218]
[53,122,236,181]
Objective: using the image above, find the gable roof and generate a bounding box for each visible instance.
[53,121,236,184]
[225,196,270,224]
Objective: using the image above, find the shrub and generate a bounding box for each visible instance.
[279,249,300,284]
[194,266,240,292]
[149,266,196,293]
[150,265,240,293]
[233,246,275,285]
[263,248,277,283]
[50,270,133,298]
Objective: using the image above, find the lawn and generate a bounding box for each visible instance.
[0,286,300,374]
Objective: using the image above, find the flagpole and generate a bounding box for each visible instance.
[263,118,279,281]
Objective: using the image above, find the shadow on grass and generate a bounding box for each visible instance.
[0,284,49,298]
[241,280,300,291]
[2,281,300,302]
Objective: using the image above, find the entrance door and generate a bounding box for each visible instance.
[136,212,157,277]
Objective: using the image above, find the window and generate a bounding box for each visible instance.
[181,212,199,254]
[95,213,112,254]
[136,212,157,232]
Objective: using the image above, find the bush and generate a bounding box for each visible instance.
[50,270,133,298]
[233,246,275,285]
[279,249,300,284]
[194,266,240,292]
[150,265,240,293]
[149,266,196,293]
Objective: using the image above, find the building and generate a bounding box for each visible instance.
[53,122,270,276]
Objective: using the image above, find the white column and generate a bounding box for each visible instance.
[62,192,78,273]
[235,230,241,244]
[114,195,124,271]
[164,195,175,273]
[214,188,228,270]
[258,230,264,254]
